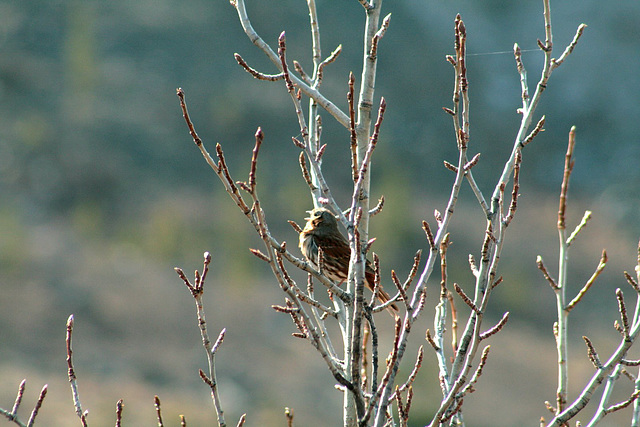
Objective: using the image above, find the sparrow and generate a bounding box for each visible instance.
[298,208,398,313]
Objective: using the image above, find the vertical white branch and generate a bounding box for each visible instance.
[344,3,388,426]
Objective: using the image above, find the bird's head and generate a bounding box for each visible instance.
[304,208,338,230]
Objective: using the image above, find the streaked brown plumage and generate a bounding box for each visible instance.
[299,208,397,313]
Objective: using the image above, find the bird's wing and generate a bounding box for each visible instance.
[315,233,351,259]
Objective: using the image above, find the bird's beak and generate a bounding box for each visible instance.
[304,210,313,220]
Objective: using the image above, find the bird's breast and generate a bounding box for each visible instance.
[299,232,319,265]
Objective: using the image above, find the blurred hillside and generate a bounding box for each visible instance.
[0,0,639,425]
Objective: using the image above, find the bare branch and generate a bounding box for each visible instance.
[624,270,640,293]
[293,60,311,84]
[1,381,47,427]
[443,160,458,173]
[285,407,294,427]
[425,329,440,352]
[370,14,391,59]
[616,289,630,339]
[566,250,607,312]
[316,45,342,87]
[176,252,227,426]
[390,346,424,402]
[463,152,481,171]
[298,152,317,191]
[10,380,26,423]
[513,43,528,109]
[447,291,459,353]
[557,126,576,231]
[247,127,263,193]
[391,270,410,312]
[479,313,509,340]
[154,395,164,427]
[491,276,503,290]
[537,256,559,290]
[453,283,480,314]
[605,390,640,415]
[422,220,436,252]
[234,53,284,81]
[177,89,252,214]
[114,399,124,427]
[348,72,358,182]
[231,0,349,126]
[249,247,271,262]
[503,150,521,226]
[566,210,592,246]
[26,385,47,427]
[369,195,385,217]
[458,345,491,397]
[582,336,602,369]
[66,315,86,423]
[521,115,545,147]
[177,88,206,150]
[552,24,588,70]
[401,250,422,294]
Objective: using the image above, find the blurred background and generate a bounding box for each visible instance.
[0,0,639,425]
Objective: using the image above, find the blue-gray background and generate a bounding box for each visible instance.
[0,1,638,425]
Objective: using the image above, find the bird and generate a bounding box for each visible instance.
[298,207,398,314]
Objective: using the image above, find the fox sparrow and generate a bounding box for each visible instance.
[299,208,398,313]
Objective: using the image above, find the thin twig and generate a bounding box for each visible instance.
[617,289,630,339]
[552,24,588,69]
[369,14,391,60]
[154,395,164,427]
[582,336,602,369]
[176,252,227,427]
[234,53,284,81]
[537,256,559,290]
[479,312,509,340]
[522,115,545,147]
[558,126,575,230]
[26,385,47,427]
[604,390,640,415]
[114,399,124,427]
[458,345,491,397]
[316,45,342,87]
[422,220,435,252]
[425,329,440,351]
[248,128,263,193]
[447,291,459,353]
[503,150,521,226]
[453,283,480,314]
[390,346,424,400]
[566,210,592,246]
[624,271,640,294]
[348,72,358,181]
[66,315,87,424]
[369,196,384,217]
[285,407,294,427]
[565,250,607,312]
